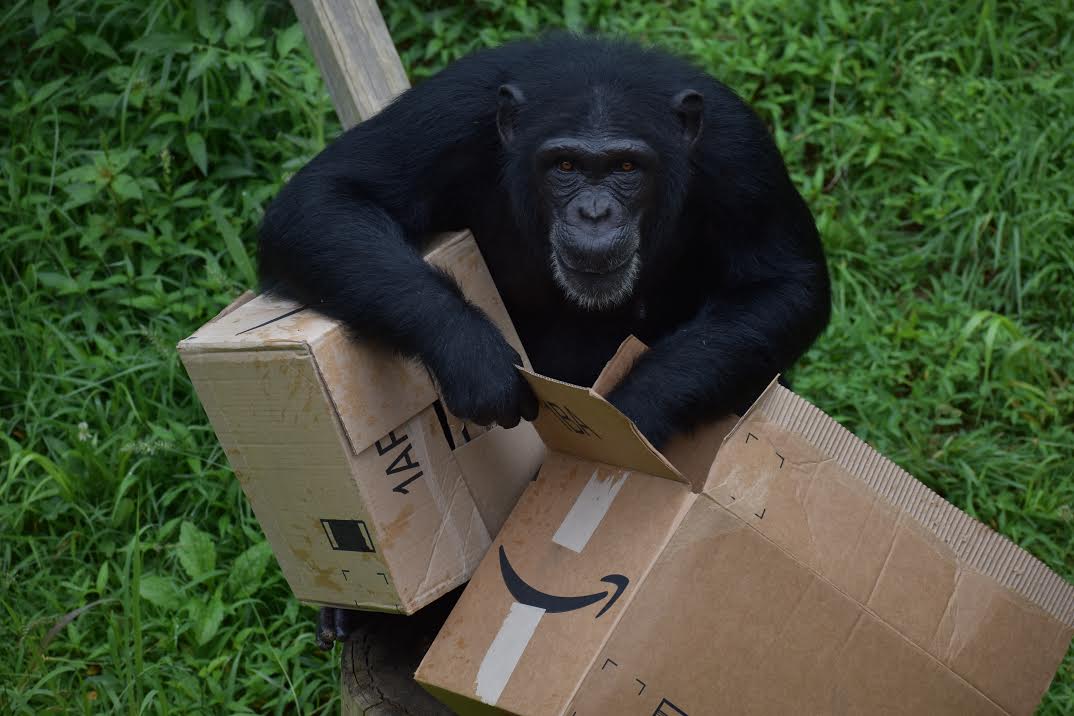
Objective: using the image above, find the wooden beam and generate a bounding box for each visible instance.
[281,10,453,710]
[289,0,411,129]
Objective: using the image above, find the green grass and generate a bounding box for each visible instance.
[1,0,1071,713]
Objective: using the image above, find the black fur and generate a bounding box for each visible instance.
[258,34,830,448]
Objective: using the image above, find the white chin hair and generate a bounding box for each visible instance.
[551,254,641,311]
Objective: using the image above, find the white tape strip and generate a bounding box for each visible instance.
[475,602,545,705]
[552,470,629,553]
[473,469,628,705]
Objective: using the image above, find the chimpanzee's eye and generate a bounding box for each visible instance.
[620,161,635,172]
[558,159,574,172]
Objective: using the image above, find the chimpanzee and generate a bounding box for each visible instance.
[257,33,830,647]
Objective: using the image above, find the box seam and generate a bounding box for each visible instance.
[556,454,698,716]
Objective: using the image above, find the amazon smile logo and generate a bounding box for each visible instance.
[475,469,632,706]
[498,546,629,618]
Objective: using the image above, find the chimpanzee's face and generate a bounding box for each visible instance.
[535,135,656,310]
[497,83,702,311]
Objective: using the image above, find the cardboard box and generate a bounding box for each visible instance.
[178,231,545,614]
[416,338,1074,715]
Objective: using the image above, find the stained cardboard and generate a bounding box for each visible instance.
[416,338,1074,715]
[177,231,545,613]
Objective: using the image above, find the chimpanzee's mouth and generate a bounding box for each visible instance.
[549,250,641,311]
[554,249,637,276]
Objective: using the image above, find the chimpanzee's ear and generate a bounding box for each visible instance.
[497,83,526,146]
[672,89,704,147]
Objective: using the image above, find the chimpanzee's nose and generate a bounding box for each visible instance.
[577,195,612,223]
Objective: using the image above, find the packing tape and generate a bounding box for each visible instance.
[474,469,630,705]
[552,471,630,553]
[475,602,545,704]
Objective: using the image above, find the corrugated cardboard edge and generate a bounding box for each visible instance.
[756,385,1074,627]
[176,290,262,354]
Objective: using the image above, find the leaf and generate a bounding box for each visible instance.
[276,23,304,58]
[127,32,195,55]
[228,541,273,598]
[830,0,849,30]
[423,37,442,61]
[79,34,120,61]
[61,183,98,210]
[32,0,49,35]
[185,132,208,175]
[96,561,110,594]
[37,271,80,294]
[85,92,120,111]
[225,0,255,46]
[150,112,182,128]
[178,86,197,122]
[127,295,161,310]
[31,77,67,107]
[235,69,252,106]
[30,27,68,52]
[158,517,184,543]
[210,204,256,287]
[194,0,222,43]
[112,497,134,527]
[58,164,104,185]
[192,593,226,646]
[111,174,143,201]
[243,56,266,85]
[16,451,75,501]
[187,48,219,82]
[864,143,881,167]
[139,575,182,610]
[177,521,216,580]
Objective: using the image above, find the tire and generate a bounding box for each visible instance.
[340,587,461,715]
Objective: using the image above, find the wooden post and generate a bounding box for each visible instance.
[289,0,410,129]
[285,3,455,713]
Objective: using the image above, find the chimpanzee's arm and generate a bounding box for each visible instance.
[607,86,831,447]
[257,51,536,427]
[608,207,830,446]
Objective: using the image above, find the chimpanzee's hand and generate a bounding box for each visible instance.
[423,310,538,429]
[607,381,674,450]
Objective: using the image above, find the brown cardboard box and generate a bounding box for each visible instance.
[416,338,1074,715]
[177,231,545,614]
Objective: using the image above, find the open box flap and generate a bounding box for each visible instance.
[590,336,648,397]
[517,335,685,485]
[519,336,782,491]
[518,368,686,486]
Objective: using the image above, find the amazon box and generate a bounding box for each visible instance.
[177,231,545,614]
[416,338,1074,715]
